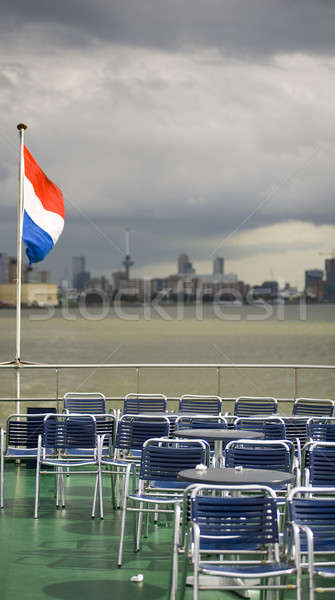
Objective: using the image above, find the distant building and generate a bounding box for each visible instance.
[76,271,90,291]
[213,257,224,276]
[305,269,324,302]
[325,258,335,302]
[177,254,195,275]
[0,253,9,284]
[72,256,87,289]
[0,284,58,307]
[262,281,279,296]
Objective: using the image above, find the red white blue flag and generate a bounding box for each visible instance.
[22,146,64,264]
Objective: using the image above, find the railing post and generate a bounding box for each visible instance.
[217,367,221,396]
[293,368,298,401]
[136,367,140,394]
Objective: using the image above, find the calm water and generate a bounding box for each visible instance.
[0,303,334,421]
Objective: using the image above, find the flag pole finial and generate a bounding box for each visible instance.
[17,123,28,131]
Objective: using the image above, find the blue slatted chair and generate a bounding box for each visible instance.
[34,414,102,518]
[63,392,116,449]
[117,437,209,569]
[178,395,222,415]
[225,439,297,485]
[234,396,278,417]
[288,486,335,600]
[304,442,335,487]
[293,398,334,417]
[234,416,286,440]
[123,393,167,414]
[179,484,295,600]
[174,415,227,451]
[307,417,335,442]
[0,411,56,509]
[97,414,170,511]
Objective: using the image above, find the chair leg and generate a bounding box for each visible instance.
[34,458,41,518]
[0,451,4,509]
[116,472,121,508]
[179,530,190,600]
[110,471,117,509]
[56,468,60,507]
[59,469,65,508]
[117,465,131,567]
[98,466,103,519]
[168,502,181,600]
[136,502,144,551]
[91,474,99,518]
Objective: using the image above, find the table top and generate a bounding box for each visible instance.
[177,466,295,486]
[176,428,264,441]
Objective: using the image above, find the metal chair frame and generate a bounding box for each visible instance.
[123,393,168,414]
[117,436,209,577]
[97,414,170,511]
[302,441,335,487]
[288,486,335,600]
[225,438,299,488]
[234,415,287,440]
[233,396,278,417]
[34,413,102,519]
[178,395,222,415]
[1,412,56,509]
[292,398,334,418]
[179,483,295,600]
[307,417,335,442]
[63,392,116,446]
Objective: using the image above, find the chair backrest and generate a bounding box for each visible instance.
[225,439,292,473]
[282,417,308,454]
[6,411,56,451]
[178,395,222,415]
[123,393,167,414]
[234,396,277,417]
[305,442,335,487]
[288,487,335,547]
[234,417,286,440]
[189,485,279,552]
[115,415,170,451]
[307,417,335,442]
[175,415,227,430]
[42,414,97,451]
[63,392,106,415]
[293,398,334,417]
[175,416,227,450]
[139,438,208,482]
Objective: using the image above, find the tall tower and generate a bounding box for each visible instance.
[72,256,85,288]
[122,229,134,279]
[213,257,224,276]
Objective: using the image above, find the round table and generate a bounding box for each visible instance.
[176,428,264,466]
[177,466,295,488]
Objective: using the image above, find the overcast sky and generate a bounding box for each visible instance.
[0,0,334,289]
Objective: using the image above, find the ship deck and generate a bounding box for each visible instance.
[0,462,333,600]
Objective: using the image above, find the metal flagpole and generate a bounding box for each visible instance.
[15,123,27,413]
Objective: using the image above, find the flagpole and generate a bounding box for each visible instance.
[16,123,27,413]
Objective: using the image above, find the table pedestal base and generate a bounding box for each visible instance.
[186,575,251,598]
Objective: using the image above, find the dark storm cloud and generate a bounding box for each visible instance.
[0,0,334,284]
[1,0,335,57]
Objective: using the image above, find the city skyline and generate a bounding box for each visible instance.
[0,2,334,289]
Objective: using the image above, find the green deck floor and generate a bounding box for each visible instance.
[0,464,333,600]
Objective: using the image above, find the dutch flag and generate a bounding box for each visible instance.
[22,146,65,264]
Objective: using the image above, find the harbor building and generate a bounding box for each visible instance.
[0,283,58,306]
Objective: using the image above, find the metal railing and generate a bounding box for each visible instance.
[0,362,333,412]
